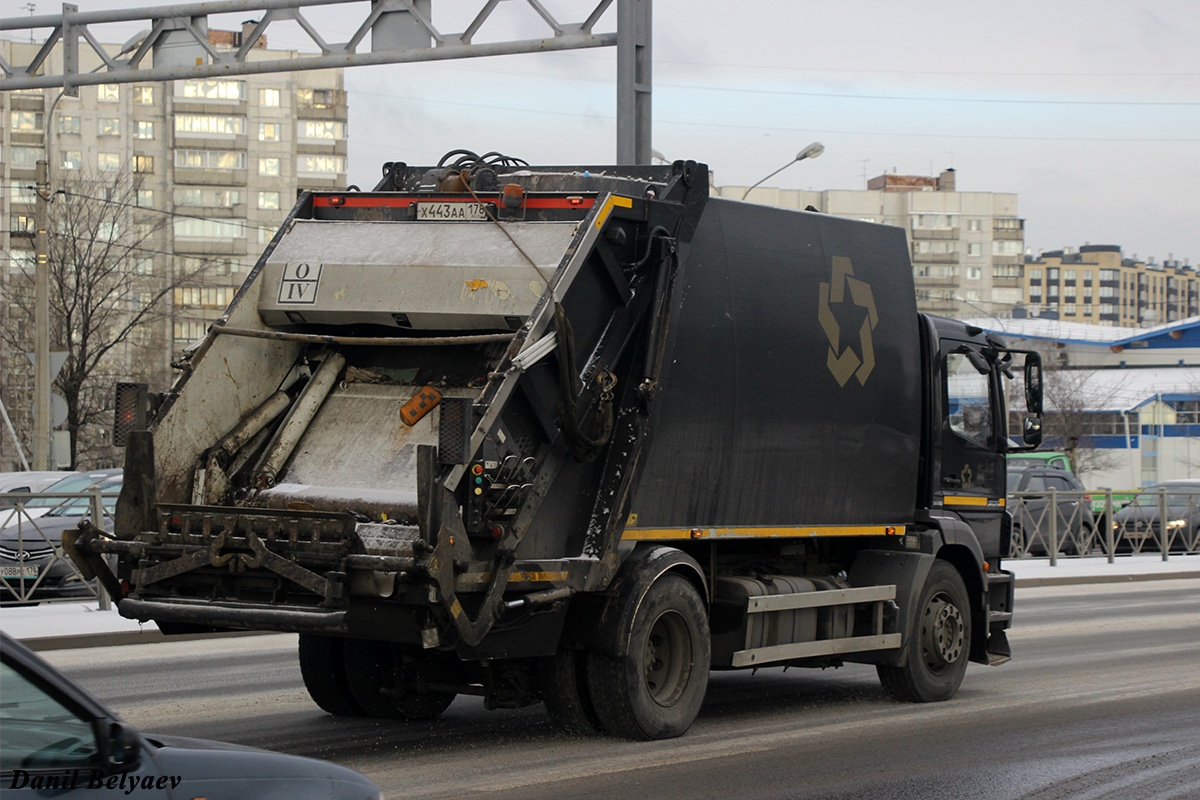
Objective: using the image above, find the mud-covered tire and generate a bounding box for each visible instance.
[298,634,363,716]
[586,574,710,740]
[538,648,604,736]
[877,560,971,703]
[342,638,456,720]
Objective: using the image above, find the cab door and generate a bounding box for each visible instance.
[939,341,1007,554]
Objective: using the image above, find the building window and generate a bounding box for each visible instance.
[99,118,121,136]
[1083,271,1094,285]
[10,185,37,204]
[10,111,44,132]
[967,243,982,257]
[11,214,36,234]
[97,84,119,102]
[98,153,121,171]
[968,219,982,232]
[258,191,281,210]
[1029,269,1042,281]
[10,146,42,169]
[994,265,1022,279]
[175,114,246,135]
[258,122,281,141]
[298,155,346,175]
[174,320,208,342]
[134,155,154,173]
[136,190,155,208]
[1064,269,1076,281]
[966,266,982,280]
[260,88,281,107]
[992,240,1022,256]
[179,79,245,101]
[1049,285,1059,298]
[297,88,343,109]
[1100,269,1118,281]
[57,115,81,135]
[135,257,154,274]
[174,188,240,207]
[174,150,246,170]
[174,218,246,240]
[991,287,1022,304]
[994,218,1022,230]
[180,256,240,276]
[132,86,155,104]
[298,120,347,140]
[134,121,155,139]
[61,151,81,170]
[258,157,281,176]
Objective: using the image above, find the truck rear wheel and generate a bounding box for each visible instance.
[538,648,604,736]
[342,638,456,720]
[298,634,363,716]
[586,574,710,740]
[877,560,971,702]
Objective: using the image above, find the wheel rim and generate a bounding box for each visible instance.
[920,592,965,674]
[643,610,693,707]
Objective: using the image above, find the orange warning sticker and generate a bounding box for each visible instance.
[400,386,442,427]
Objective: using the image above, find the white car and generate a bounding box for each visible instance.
[0,470,120,531]
[0,473,73,506]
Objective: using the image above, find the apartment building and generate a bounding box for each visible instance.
[718,168,1024,319]
[1023,245,1198,327]
[1,34,347,468]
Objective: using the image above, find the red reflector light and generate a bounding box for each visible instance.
[328,196,345,206]
[567,195,583,206]
[502,184,524,209]
[490,526,503,539]
[472,464,484,475]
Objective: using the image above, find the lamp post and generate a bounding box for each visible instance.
[741,142,825,201]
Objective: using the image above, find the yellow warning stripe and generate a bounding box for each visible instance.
[622,525,905,541]
[943,496,1005,507]
[593,194,634,229]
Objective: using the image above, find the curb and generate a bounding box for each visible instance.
[1014,571,1200,588]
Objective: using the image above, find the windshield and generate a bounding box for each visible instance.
[1130,485,1200,506]
[24,473,114,508]
[45,478,122,517]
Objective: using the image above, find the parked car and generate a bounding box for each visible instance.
[0,473,73,509]
[0,631,381,799]
[0,470,121,530]
[1007,452,1072,473]
[1112,479,1200,554]
[0,475,122,603]
[1008,467,1097,556]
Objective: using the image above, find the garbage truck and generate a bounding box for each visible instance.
[68,150,1044,740]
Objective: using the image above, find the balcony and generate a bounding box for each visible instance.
[911,227,960,240]
[913,252,960,263]
[993,228,1024,241]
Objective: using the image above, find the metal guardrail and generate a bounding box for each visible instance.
[1008,488,1200,564]
[0,489,109,607]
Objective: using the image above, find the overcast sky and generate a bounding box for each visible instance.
[9,0,1199,265]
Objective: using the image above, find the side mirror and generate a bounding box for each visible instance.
[1022,415,1042,447]
[105,721,143,773]
[1024,355,1043,414]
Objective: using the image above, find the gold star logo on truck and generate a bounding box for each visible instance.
[818,256,879,387]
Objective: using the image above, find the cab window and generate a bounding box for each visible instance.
[946,352,993,446]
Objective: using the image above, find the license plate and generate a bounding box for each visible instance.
[417,202,488,221]
[0,565,38,579]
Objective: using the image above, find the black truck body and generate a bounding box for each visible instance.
[71,153,1042,739]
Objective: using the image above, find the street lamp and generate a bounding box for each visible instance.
[741,142,825,200]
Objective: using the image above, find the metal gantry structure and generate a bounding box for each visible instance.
[1,0,651,469]
[0,0,651,163]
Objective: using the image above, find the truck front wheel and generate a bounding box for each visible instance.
[877,560,971,702]
[586,574,710,740]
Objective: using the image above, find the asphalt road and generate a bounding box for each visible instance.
[40,579,1200,800]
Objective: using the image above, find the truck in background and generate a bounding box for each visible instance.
[69,151,1044,739]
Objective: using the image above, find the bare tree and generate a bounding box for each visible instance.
[2,165,203,468]
[1039,361,1129,480]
